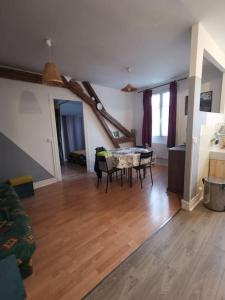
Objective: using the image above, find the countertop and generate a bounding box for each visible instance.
[209,146,225,160]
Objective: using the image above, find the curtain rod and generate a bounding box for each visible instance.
[138,76,187,93]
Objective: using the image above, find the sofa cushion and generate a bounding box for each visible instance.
[0,184,36,266]
[9,176,33,187]
[0,208,10,221]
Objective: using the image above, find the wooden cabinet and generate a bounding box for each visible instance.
[168,145,186,196]
[209,159,225,179]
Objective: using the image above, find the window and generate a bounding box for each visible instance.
[152,91,170,143]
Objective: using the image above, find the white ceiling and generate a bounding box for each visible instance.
[0,0,225,89]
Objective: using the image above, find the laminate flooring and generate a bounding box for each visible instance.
[23,165,180,299]
[86,203,225,300]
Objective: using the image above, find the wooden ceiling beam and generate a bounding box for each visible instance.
[0,66,135,148]
[0,66,64,87]
[100,110,132,137]
[0,66,43,84]
[82,81,102,104]
[82,81,132,137]
[65,79,119,147]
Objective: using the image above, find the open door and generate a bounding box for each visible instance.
[54,99,87,180]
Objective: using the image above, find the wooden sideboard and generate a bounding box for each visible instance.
[168,145,186,196]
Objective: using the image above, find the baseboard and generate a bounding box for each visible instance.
[33,177,57,189]
[181,192,203,211]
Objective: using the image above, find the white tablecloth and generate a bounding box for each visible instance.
[110,147,151,169]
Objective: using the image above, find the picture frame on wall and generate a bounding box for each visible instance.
[184,91,213,115]
[200,91,213,112]
[113,130,120,138]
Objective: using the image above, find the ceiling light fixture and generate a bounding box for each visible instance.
[121,84,138,92]
[121,67,137,92]
[42,38,63,85]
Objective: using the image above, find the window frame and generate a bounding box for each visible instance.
[152,89,170,144]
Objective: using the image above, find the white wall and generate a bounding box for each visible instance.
[183,23,225,206]
[0,79,57,178]
[0,78,136,182]
[94,85,135,131]
[176,65,223,145]
[133,65,223,162]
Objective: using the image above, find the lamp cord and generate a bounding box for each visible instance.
[48,44,52,62]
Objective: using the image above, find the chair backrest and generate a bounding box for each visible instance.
[139,151,153,165]
[135,145,147,149]
[97,156,113,172]
[94,147,107,177]
[95,146,106,153]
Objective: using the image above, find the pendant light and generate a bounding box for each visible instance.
[121,67,137,92]
[42,39,63,85]
[121,84,137,92]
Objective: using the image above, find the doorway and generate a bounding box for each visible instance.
[54,99,87,180]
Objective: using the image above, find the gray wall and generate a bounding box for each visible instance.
[0,132,52,182]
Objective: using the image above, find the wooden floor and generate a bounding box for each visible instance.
[61,162,87,180]
[86,203,225,300]
[23,165,180,300]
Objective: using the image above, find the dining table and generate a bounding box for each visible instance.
[109,147,152,187]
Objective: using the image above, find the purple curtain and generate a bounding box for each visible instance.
[142,89,152,146]
[167,81,177,148]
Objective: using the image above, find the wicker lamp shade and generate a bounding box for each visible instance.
[121,84,137,92]
[42,62,63,85]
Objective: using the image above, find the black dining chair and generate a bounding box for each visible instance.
[133,151,153,188]
[96,155,123,193]
[135,144,147,148]
[94,147,106,179]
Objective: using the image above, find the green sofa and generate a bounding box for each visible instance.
[0,183,36,278]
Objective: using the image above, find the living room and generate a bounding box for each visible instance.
[0,1,225,300]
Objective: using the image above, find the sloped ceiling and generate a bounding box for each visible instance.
[0,0,224,88]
